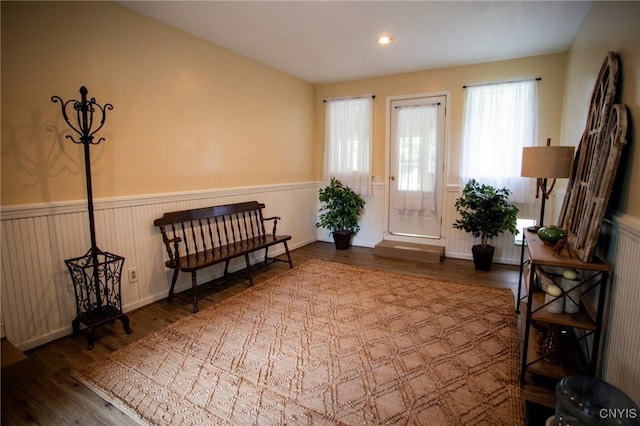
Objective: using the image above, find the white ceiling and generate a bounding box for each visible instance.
[119,1,592,84]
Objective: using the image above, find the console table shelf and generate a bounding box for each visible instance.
[529,292,597,330]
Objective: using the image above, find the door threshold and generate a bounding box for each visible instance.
[374,240,445,263]
[383,232,445,247]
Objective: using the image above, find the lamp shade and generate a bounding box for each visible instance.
[521,146,575,178]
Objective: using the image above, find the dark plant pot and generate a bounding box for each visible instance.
[332,230,353,250]
[472,244,495,271]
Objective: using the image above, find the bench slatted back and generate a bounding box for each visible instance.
[154,201,268,264]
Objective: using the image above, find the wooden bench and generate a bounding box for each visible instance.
[154,201,293,312]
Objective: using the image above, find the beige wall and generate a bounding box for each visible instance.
[1,1,316,206]
[315,53,567,186]
[561,1,640,400]
[560,1,640,218]
[3,2,634,215]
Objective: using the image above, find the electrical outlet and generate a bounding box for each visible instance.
[128,267,138,283]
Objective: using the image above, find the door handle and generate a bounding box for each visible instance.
[390,176,395,181]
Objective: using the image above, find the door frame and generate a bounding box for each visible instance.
[384,90,451,241]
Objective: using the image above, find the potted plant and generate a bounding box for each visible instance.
[453,179,519,271]
[316,177,365,250]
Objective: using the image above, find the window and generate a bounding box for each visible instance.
[397,105,438,192]
[324,97,373,196]
[460,80,538,203]
[514,218,536,245]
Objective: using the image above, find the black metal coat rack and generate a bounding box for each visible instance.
[52,86,131,349]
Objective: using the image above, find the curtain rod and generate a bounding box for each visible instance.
[462,77,541,89]
[394,102,441,109]
[323,94,375,102]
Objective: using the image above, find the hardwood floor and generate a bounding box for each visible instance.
[1,241,520,425]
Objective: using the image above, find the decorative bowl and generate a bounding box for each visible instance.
[537,226,568,245]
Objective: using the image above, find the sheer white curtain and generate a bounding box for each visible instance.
[394,104,438,215]
[324,97,372,196]
[460,80,538,203]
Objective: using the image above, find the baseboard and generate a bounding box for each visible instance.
[445,250,520,266]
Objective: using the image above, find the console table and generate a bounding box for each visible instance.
[517,230,610,407]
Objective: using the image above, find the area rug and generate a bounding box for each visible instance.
[74,259,523,425]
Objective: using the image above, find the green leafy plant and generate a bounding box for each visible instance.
[453,179,519,248]
[316,177,365,235]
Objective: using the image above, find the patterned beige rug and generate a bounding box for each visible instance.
[74,259,523,425]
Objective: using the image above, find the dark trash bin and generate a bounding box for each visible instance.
[555,376,639,425]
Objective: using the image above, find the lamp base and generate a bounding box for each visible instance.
[527,225,542,232]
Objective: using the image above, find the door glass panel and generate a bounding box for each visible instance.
[395,104,438,213]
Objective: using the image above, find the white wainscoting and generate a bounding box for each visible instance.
[1,182,319,350]
[4,180,638,403]
[322,183,532,265]
[3,180,531,351]
[550,191,640,401]
[599,214,640,404]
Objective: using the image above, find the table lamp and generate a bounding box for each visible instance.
[521,138,574,232]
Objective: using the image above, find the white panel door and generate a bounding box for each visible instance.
[389,96,446,238]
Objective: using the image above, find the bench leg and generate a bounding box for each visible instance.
[168,268,179,302]
[191,271,199,313]
[223,260,230,280]
[283,241,293,269]
[263,247,269,266]
[244,253,254,286]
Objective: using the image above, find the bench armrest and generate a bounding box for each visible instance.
[262,216,281,236]
[162,236,182,264]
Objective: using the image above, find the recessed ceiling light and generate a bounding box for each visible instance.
[377,36,393,45]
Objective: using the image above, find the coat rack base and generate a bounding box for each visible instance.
[65,248,132,350]
[72,307,132,350]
